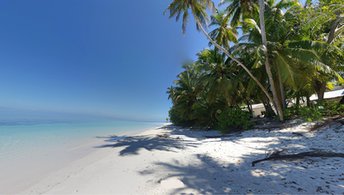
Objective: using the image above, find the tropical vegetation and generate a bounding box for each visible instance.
[166,0,344,131]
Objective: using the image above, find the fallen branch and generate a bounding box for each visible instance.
[291,132,305,137]
[310,115,343,131]
[252,150,344,167]
[204,133,242,139]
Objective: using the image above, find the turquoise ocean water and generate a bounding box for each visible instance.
[0,120,164,192]
[0,120,163,162]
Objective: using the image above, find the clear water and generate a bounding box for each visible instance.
[0,120,164,193]
[0,120,162,160]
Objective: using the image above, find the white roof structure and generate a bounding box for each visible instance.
[251,89,344,116]
[310,89,344,101]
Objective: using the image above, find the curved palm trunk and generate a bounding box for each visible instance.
[277,68,286,109]
[258,0,284,121]
[194,18,277,116]
[328,14,342,44]
[316,14,343,102]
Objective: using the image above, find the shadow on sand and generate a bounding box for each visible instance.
[95,133,198,156]
[96,123,344,194]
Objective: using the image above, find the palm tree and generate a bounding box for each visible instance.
[165,0,214,33]
[167,63,204,125]
[229,0,302,120]
[165,0,279,118]
[209,12,238,49]
[220,0,257,27]
[303,0,344,101]
[258,0,284,120]
[196,49,240,105]
[235,1,344,112]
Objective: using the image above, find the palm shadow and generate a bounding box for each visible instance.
[95,134,198,156]
[139,123,344,194]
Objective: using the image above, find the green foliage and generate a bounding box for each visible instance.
[168,106,190,126]
[167,48,260,129]
[299,106,323,122]
[166,0,344,130]
[283,106,299,120]
[284,100,343,121]
[319,100,344,116]
[216,107,252,133]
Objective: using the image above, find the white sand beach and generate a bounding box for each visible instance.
[1,0,343,194]
[11,120,343,194]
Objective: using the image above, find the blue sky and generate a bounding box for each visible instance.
[0,0,208,122]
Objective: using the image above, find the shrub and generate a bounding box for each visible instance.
[169,106,190,126]
[216,107,252,133]
[283,100,343,122]
[320,101,344,116]
[283,106,298,120]
[299,106,322,122]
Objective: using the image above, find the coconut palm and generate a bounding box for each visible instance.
[220,0,296,120]
[257,0,285,120]
[165,0,215,33]
[167,63,205,125]
[300,0,344,101]
[209,12,238,49]
[166,0,344,123]
[235,1,344,110]
[220,0,257,27]
[166,0,279,118]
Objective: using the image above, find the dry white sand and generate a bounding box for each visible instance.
[18,121,344,194]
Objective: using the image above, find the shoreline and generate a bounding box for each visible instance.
[19,123,344,194]
[5,121,344,194]
[19,124,171,194]
[0,123,166,194]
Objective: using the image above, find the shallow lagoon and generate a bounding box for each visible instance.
[0,120,163,193]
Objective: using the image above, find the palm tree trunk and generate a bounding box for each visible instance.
[328,14,342,44]
[194,18,277,116]
[306,96,311,107]
[316,14,342,101]
[277,68,286,109]
[262,98,275,118]
[246,100,253,117]
[315,80,326,102]
[258,0,284,121]
[296,95,300,114]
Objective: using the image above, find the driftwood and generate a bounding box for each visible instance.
[204,135,239,139]
[291,132,305,137]
[254,123,291,130]
[204,133,242,139]
[310,115,343,131]
[252,150,344,167]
